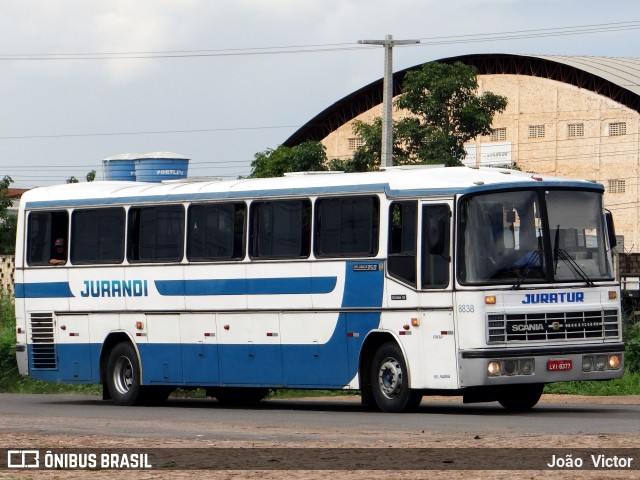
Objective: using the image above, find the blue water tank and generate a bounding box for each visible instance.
[102,153,139,181]
[134,152,189,182]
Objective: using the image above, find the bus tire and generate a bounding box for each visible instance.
[497,384,544,411]
[370,342,422,413]
[106,342,144,406]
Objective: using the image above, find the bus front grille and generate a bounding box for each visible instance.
[487,309,619,343]
[29,312,57,369]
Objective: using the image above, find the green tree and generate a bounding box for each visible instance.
[0,176,16,255]
[354,61,508,167]
[86,170,96,182]
[249,140,328,178]
[66,176,79,184]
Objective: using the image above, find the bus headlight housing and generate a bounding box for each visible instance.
[581,353,621,372]
[487,358,535,377]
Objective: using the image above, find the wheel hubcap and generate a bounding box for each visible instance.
[378,357,403,399]
[112,356,133,395]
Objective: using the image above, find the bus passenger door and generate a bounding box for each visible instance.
[418,200,458,389]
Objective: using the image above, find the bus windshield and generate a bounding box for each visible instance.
[458,188,612,285]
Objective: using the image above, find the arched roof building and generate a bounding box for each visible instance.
[285,53,640,253]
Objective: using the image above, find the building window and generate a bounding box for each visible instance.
[609,122,627,136]
[528,125,545,139]
[348,137,364,150]
[490,128,506,142]
[568,123,584,138]
[608,179,626,194]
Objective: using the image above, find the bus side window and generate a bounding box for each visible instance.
[387,201,417,287]
[422,204,451,289]
[249,200,311,259]
[27,210,69,266]
[314,196,379,258]
[128,205,185,263]
[71,207,125,264]
[187,203,246,261]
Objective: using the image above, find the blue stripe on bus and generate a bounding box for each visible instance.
[15,282,75,298]
[155,277,337,296]
[14,277,338,299]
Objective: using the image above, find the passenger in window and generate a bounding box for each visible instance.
[49,238,67,265]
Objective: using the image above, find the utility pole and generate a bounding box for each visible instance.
[358,35,420,167]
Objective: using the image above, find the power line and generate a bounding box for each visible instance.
[0,20,637,60]
[0,125,299,140]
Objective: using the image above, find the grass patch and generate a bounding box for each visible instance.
[544,371,640,396]
[269,389,360,399]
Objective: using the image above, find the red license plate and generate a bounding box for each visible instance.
[547,359,572,371]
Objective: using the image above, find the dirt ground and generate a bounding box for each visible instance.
[1,394,639,480]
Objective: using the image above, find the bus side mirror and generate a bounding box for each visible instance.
[605,210,617,249]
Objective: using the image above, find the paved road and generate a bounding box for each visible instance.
[1,393,639,443]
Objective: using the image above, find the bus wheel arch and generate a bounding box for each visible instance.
[359,333,422,412]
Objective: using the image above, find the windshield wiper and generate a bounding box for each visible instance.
[554,247,595,287]
[553,225,595,287]
[512,250,542,290]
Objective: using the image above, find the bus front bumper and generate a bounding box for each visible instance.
[458,343,625,387]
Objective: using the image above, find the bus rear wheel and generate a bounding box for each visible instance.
[497,384,544,411]
[370,342,422,413]
[106,342,144,406]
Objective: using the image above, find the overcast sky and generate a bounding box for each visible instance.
[1,0,639,188]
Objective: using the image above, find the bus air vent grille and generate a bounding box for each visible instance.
[29,312,57,369]
[487,309,619,344]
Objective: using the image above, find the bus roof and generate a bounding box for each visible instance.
[21,166,603,209]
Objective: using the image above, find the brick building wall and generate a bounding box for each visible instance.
[0,255,15,296]
[322,73,640,252]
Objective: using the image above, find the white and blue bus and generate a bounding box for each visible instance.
[14,166,624,412]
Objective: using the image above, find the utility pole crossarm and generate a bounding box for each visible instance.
[357,35,420,168]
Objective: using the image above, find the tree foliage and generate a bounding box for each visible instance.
[0,176,16,255]
[249,140,328,178]
[354,61,508,167]
[67,170,96,184]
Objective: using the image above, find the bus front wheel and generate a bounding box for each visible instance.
[370,342,422,413]
[106,342,144,406]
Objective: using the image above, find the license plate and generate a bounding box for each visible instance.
[547,359,572,371]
